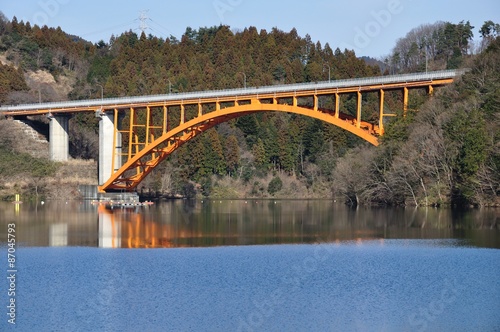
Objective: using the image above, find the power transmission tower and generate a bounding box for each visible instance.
[138,10,150,35]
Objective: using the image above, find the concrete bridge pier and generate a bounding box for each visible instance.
[98,110,123,186]
[48,113,69,161]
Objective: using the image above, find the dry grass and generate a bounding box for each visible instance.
[210,172,332,199]
[0,158,97,200]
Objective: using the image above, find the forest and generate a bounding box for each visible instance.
[0,13,498,206]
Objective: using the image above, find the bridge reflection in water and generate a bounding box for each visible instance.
[95,200,500,249]
[97,201,340,249]
[3,200,498,332]
[99,205,181,248]
[1,200,498,249]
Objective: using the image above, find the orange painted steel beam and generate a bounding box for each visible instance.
[334,93,340,118]
[162,105,168,133]
[403,87,409,115]
[379,89,385,135]
[356,91,362,129]
[112,108,118,173]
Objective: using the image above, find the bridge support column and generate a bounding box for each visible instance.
[98,111,123,186]
[403,87,409,115]
[48,114,69,161]
[334,93,340,118]
[356,91,362,128]
[379,89,385,135]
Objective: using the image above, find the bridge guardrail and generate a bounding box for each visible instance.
[0,69,466,112]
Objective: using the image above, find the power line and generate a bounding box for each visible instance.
[80,20,136,39]
[149,18,174,37]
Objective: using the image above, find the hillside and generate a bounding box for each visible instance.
[333,37,500,207]
[0,13,498,205]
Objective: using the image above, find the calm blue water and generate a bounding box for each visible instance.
[2,240,499,332]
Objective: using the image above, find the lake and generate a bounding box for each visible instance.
[0,200,499,331]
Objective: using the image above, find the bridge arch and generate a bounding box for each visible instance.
[1,70,461,193]
[99,101,379,192]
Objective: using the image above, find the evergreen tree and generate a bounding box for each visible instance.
[252,138,267,167]
[224,135,240,175]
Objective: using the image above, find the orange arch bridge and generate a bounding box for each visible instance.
[0,70,464,192]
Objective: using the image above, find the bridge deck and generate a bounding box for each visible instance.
[0,69,465,115]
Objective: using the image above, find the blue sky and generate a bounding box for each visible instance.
[2,0,499,58]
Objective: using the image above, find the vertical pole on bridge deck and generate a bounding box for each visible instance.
[356,91,362,128]
[379,89,385,135]
[334,93,340,118]
[403,87,409,116]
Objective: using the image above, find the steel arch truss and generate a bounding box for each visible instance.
[99,97,383,192]
[99,76,456,193]
[0,69,458,193]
